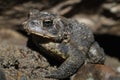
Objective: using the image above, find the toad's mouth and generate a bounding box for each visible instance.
[30,31,56,39]
[26,29,63,43]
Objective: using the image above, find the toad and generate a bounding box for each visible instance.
[23,9,105,79]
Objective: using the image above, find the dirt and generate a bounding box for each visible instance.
[0,29,58,80]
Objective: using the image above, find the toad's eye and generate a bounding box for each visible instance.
[43,20,53,27]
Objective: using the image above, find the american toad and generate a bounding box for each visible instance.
[23,9,105,79]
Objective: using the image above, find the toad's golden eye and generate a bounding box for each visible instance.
[43,20,53,27]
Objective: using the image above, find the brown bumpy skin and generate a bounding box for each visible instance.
[23,9,105,79]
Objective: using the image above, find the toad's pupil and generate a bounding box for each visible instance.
[43,20,53,27]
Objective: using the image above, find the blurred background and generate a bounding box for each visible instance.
[0,0,120,80]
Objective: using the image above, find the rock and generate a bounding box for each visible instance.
[72,64,120,80]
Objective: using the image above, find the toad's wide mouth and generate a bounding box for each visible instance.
[25,28,58,42]
[30,31,57,39]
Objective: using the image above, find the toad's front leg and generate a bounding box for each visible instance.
[44,47,86,79]
[87,42,105,64]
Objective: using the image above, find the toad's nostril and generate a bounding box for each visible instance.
[31,21,36,25]
[30,20,39,26]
